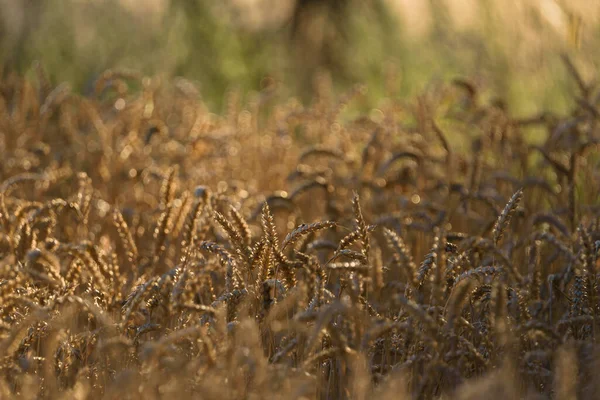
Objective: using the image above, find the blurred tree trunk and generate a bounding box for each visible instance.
[1,0,44,75]
[288,0,351,93]
[287,0,396,100]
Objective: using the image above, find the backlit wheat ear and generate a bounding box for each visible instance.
[352,192,370,262]
[113,208,138,265]
[200,241,240,292]
[394,295,439,341]
[121,277,158,329]
[492,188,523,245]
[431,227,446,309]
[259,202,298,289]
[371,246,384,293]
[152,203,173,264]
[281,221,336,250]
[170,191,191,238]
[179,199,206,260]
[578,223,593,274]
[416,244,437,290]
[212,210,247,261]
[158,167,177,211]
[261,202,279,249]
[335,225,376,254]
[228,205,251,247]
[0,173,47,232]
[25,248,65,288]
[446,279,473,331]
[383,228,417,287]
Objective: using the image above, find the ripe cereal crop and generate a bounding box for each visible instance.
[0,60,599,399]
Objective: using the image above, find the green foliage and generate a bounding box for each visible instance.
[0,0,597,114]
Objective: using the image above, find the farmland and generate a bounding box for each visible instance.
[1,1,600,399]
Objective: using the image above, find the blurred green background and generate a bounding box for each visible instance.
[1,0,598,115]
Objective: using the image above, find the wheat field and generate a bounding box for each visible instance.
[0,60,599,399]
